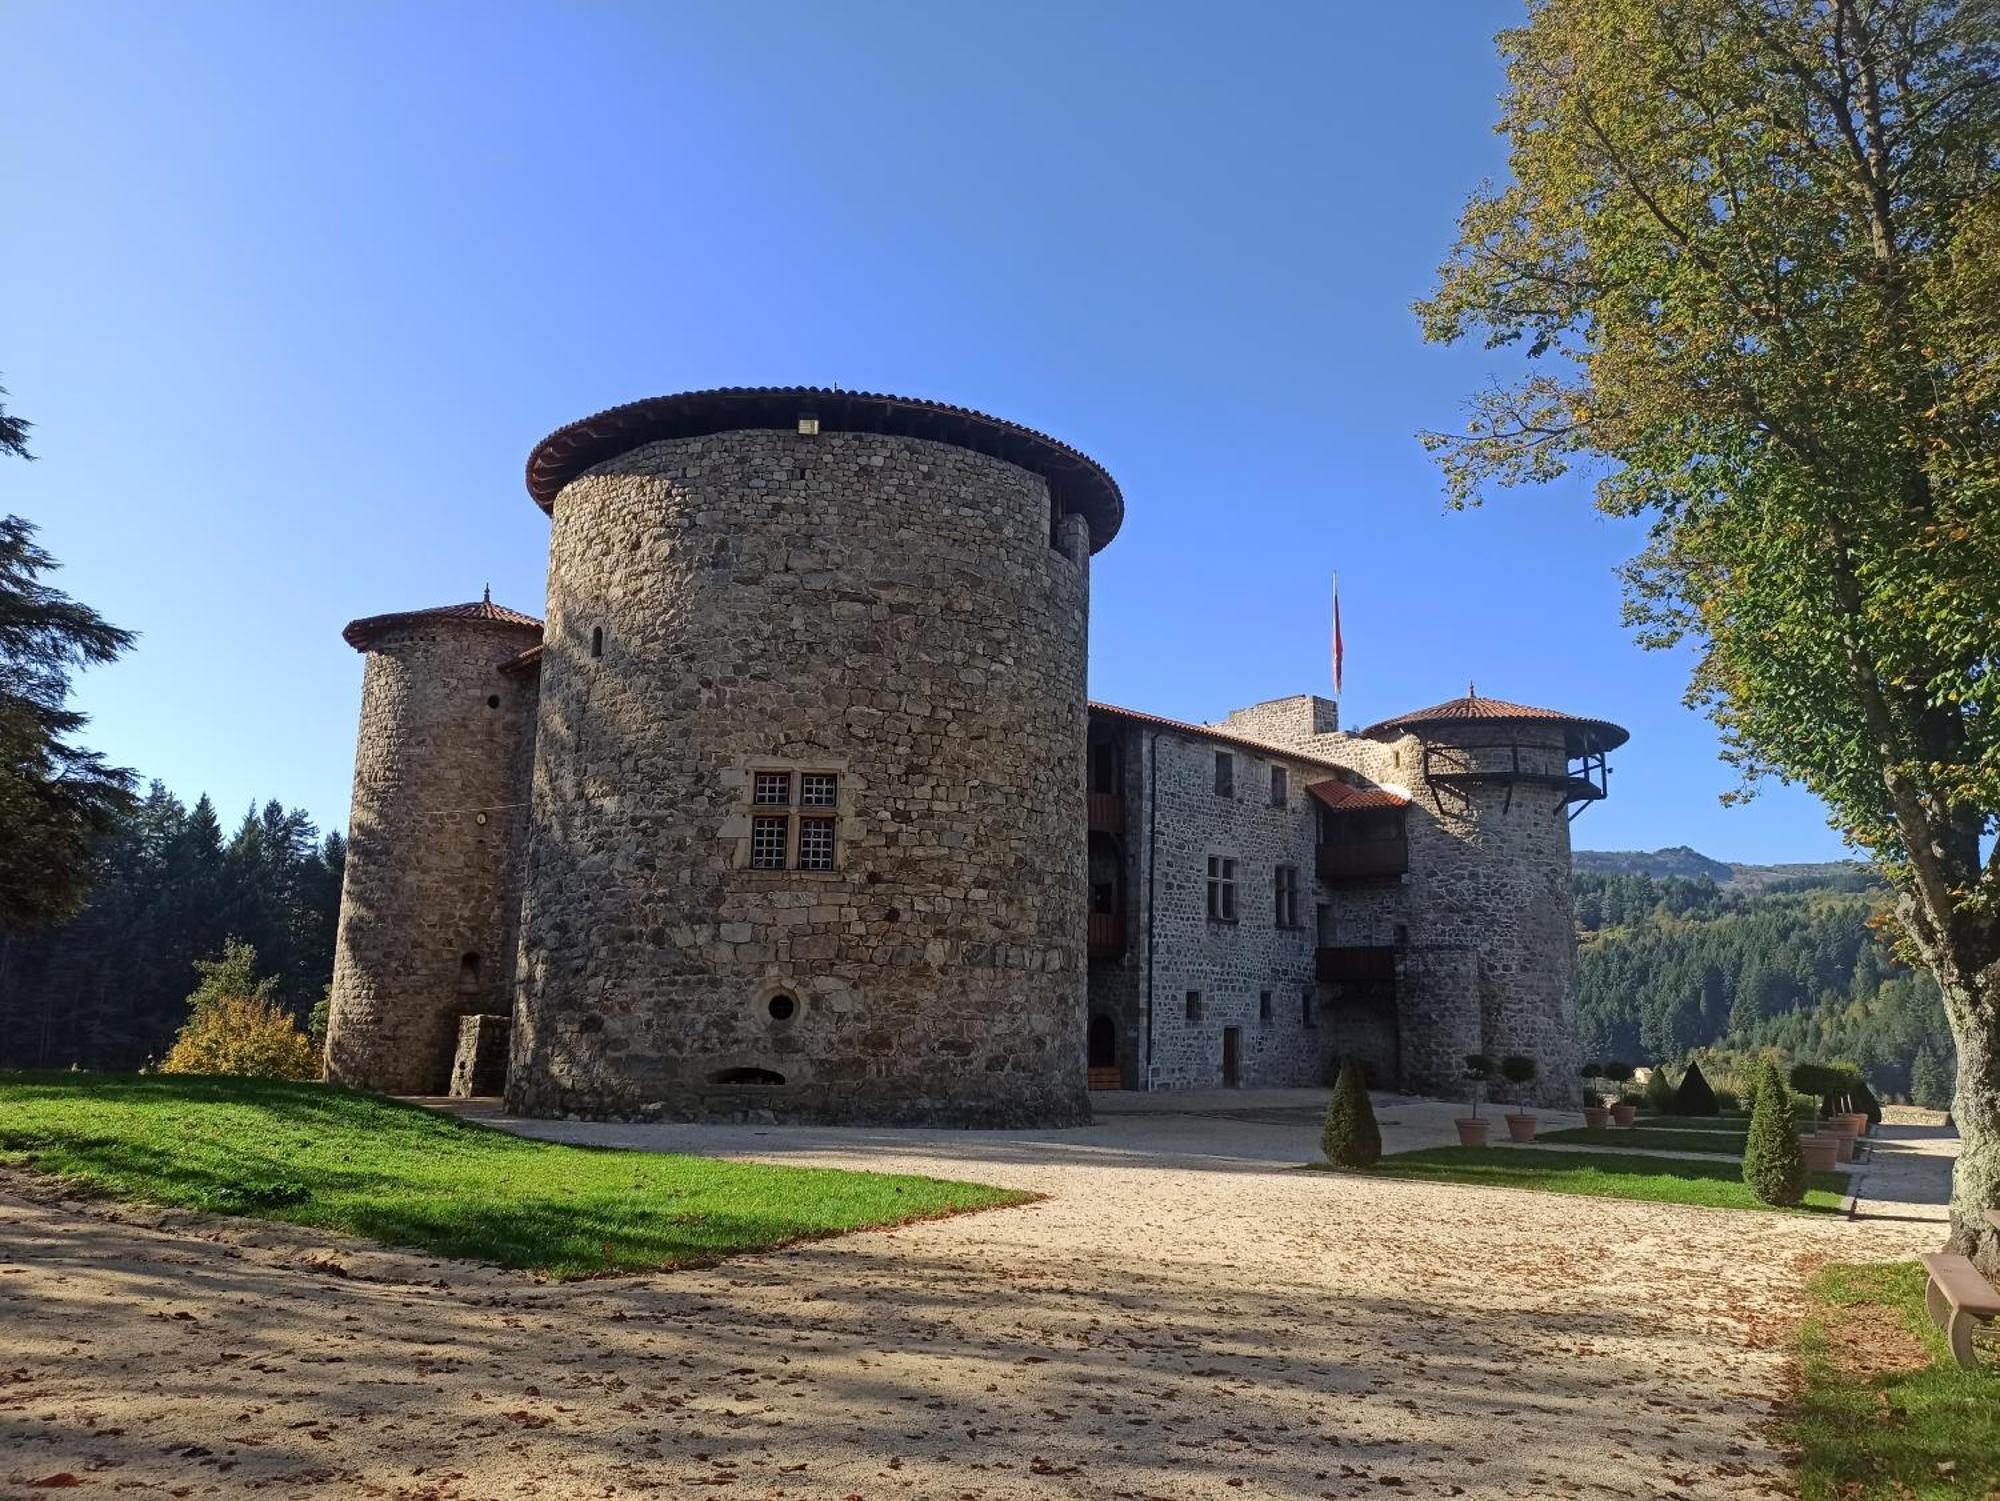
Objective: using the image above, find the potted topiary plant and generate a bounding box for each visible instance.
[1500,1054,1540,1141]
[1578,1060,1612,1129]
[1456,1054,1495,1146]
[1603,1061,1638,1125]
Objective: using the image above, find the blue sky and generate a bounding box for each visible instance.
[4,0,1849,862]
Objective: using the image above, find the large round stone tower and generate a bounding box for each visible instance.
[506,387,1121,1126]
[325,598,543,1094]
[1356,692,1628,1108]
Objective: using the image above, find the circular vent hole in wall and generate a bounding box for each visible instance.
[767,993,797,1021]
[709,1066,786,1087]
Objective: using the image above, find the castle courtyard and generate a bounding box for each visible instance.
[1,1100,1952,1501]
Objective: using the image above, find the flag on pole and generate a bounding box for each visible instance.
[1332,572,1344,698]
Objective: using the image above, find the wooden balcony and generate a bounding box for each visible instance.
[1088,911,1127,959]
[1316,833,1409,883]
[1087,790,1124,833]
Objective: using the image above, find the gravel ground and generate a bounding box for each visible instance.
[0,1093,1953,1501]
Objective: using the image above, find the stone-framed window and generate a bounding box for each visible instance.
[745,770,841,870]
[1300,986,1317,1027]
[1258,989,1273,1023]
[1206,856,1238,922]
[1273,864,1301,928]
[1185,990,1203,1022]
[1269,765,1288,807]
[1214,752,1234,798]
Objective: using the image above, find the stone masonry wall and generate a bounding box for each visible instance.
[1217,695,1583,1107]
[508,429,1092,1126]
[1117,723,1333,1090]
[326,619,541,1094]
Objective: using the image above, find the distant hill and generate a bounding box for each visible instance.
[1574,845,1873,890]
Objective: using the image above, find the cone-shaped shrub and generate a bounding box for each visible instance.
[1673,1059,1719,1116]
[1743,1062,1807,1206]
[1322,1056,1382,1169]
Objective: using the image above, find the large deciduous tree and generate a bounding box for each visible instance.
[1417,1,2000,1261]
[0,382,137,929]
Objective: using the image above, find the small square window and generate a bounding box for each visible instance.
[1185,990,1203,1022]
[1270,766,1288,806]
[797,816,836,870]
[800,772,838,807]
[754,772,792,806]
[1214,752,1234,797]
[751,815,789,869]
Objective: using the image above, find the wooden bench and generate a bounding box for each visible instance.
[1918,1252,2000,1368]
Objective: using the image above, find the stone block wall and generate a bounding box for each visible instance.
[507,428,1092,1126]
[326,619,541,1094]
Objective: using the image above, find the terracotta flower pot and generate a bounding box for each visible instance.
[1840,1112,1871,1138]
[1821,1125,1858,1162]
[1581,1106,1611,1129]
[1454,1118,1491,1148]
[1610,1104,1638,1127]
[1798,1134,1840,1173]
[1505,1113,1539,1143]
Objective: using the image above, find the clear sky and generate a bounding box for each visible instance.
[4,0,1851,862]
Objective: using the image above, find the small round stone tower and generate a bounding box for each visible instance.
[325,598,544,1094]
[1357,691,1628,1108]
[506,386,1121,1126]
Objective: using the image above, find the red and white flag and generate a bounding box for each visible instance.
[1332,572,1344,698]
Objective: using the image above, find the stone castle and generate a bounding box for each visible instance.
[324,387,1627,1123]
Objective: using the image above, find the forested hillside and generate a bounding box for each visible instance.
[0,783,342,1071]
[1572,860,1955,1106]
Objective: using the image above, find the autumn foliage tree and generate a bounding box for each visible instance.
[1418,0,2000,1263]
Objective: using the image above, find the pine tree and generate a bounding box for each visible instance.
[1743,1062,1808,1207]
[1910,1046,1955,1112]
[1321,1057,1382,1169]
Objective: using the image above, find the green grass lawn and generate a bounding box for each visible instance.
[1632,1113,1751,1131]
[1541,1126,1749,1155]
[0,1072,1029,1278]
[1336,1144,1847,1212]
[1794,1262,2000,1500]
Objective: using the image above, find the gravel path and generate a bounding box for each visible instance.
[0,1095,1952,1500]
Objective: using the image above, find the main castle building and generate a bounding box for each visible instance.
[324,387,1626,1123]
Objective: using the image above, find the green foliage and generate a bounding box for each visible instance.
[0,510,137,931]
[1744,1063,1808,1207]
[1643,1064,1677,1113]
[1674,1059,1720,1116]
[1321,1057,1382,1169]
[0,783,344,1071]
[1420,0,2000,1237]
[307,986,332,1049]
[1461,1053,1495,1117]
[158,941,318,1080]
[1573,868,1952,1097]
[1498,1053,1538,1108]
[1793,1261,2000,1500]
[1539,1125,1747,1156]
[1356,1144,1845,1214]
[1910,1045,1955,1110]
[0,1073,1026,1278]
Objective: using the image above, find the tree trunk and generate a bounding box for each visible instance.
[1939,963,2000,1274]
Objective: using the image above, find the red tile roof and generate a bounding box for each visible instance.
[500,642,545,675]
[1088,702,1355,772]
[525,386,1123,553]
[342,599,544,652]
[1359,691,1629,753]
[1306,779,1410,812]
